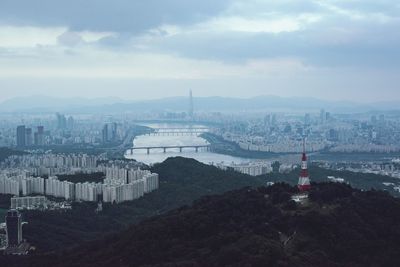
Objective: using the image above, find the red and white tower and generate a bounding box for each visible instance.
[298,138,311,192]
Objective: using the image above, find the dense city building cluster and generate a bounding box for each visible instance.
[102,166,159,203]
[215,162,272,176]
[2,153,106,176]
[0,154,159,205]
[213,110,400,153]
[0,113,134,148]
[317,159,400,179]
[43,168,159,204]
[214,161,294,176]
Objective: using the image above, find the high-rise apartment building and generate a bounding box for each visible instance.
[25,128,33,147]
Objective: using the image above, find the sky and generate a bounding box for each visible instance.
[0,0,399,103]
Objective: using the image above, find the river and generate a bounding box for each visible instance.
[125,123,252,165]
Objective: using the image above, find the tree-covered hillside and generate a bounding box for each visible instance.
[19,157,266,252]
[12,182,400,267]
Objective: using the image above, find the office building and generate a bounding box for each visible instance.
[25,128,33,146]
[34,126,45,146]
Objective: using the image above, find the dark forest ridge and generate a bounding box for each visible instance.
[6,182,400,267]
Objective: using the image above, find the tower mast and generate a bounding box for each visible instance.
[298,137,311,192]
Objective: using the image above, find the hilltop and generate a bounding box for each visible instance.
[12,157,266,252]
[14,182,400,267]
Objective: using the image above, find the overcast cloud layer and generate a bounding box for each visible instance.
[0,0,399,102]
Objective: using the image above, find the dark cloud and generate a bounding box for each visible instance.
[1,0,400,69]
[0,0,233,32]
[136,15,400,68]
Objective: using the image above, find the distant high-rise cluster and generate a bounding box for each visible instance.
[319,109,331,125]
[264,114,278,128]
[56,113,74,131]
[16,125,45,148]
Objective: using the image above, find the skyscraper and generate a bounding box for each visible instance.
[189,90,194,119]
[25,128,33,147]
[102,124,109,144]
[16,125,26,148]
[56,113,67,130]
[102,123,118,143]
[34,126,45,146]
[6,209,23,247]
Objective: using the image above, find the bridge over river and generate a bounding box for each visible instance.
[128,145,211,154]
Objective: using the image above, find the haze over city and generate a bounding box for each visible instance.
[2,1,400,266]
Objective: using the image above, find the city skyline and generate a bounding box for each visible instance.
[2,1,400,264]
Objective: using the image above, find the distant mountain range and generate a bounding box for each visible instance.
[0,95,399,113]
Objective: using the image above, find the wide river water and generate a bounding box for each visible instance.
[125,123,252,165]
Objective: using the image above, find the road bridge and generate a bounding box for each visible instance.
[129,145,211,154]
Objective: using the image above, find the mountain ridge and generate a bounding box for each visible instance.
[0,94,398,113]
[13,182,400,267]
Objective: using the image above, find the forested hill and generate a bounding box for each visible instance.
[18,182,400,267]
[5,157,266,253]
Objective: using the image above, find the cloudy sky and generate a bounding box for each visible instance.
[0,0,399,102]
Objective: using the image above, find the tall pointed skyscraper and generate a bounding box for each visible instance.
[298,138,311,192]
[189,90,194,119]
